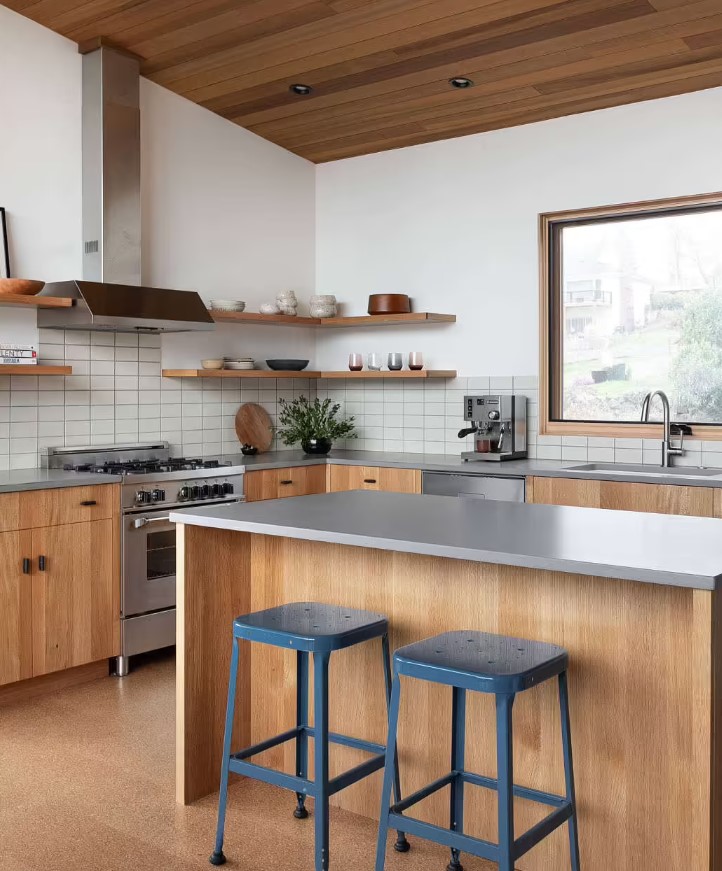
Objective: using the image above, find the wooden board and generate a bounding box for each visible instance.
[0,294,72,308]
[527,475,716,516]
[0,366,72,375]
[321,369,457,379]
[235,403,274,453]
[320,313,456,327]
[11,0,722,161]
[177,528,718,870]
[161,369,321,379]
[211,311,320,326]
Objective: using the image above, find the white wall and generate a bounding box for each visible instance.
[315,87,722,375]
[0,6,82,346]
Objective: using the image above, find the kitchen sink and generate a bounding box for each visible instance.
[566,462,722,477]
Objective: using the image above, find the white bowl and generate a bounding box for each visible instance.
[201,359,224,370]
[224,361,256,370]
[210,299,246,311]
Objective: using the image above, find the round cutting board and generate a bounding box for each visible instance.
[235,403,274,453]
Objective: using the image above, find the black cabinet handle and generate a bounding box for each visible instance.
[280,480,293,486]
[80,499,97,506]
[38,555,46,572]
[22,558,30,575]
[363,478,377,484]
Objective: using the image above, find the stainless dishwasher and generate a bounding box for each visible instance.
[422,471,525,502]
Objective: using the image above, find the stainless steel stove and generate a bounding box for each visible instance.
[43,443,245,676]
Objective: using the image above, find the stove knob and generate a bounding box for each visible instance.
[135,490,152,504]
[151,489,166,503]
[179,486,191,502]
[200,484,210,499]
[222,481,234,495]
[190,485,201,500]
[211,483,223,498]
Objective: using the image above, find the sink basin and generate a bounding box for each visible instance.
[566,463,722,477]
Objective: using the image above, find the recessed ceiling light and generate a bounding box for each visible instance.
[449,77,474,89]
[289,83,313,96]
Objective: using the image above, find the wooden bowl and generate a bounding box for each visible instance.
[0,279,45,296]
[368,293,411,315]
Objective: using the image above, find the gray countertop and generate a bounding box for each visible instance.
[230,449,722,487]
[171,490,722,590]
[0,468,123,493]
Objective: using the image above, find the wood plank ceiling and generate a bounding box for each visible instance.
[7,0,722,162]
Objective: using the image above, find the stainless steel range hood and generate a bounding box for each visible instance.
[38,45,213,333]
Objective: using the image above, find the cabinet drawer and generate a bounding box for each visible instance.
[245,466,327,502]
[20,484,118,528]
[328,465,421,494]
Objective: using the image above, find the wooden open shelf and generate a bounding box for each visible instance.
[209,310,455,328]
[322,370,457,379]
[162,368,455,380]
[0,294,72,309]
[0,365,72,375]
[162,369,320,379]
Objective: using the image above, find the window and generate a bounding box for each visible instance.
[540,192,722,438]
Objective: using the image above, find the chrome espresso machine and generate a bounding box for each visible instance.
[458,394,527,461]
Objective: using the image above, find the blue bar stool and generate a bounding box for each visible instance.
[210,602,410,870]
[375,631,581,871]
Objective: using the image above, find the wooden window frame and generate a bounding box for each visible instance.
[539,190,722,440]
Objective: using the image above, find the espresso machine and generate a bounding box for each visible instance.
[458,394,527,461]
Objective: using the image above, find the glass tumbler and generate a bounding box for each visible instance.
[368,353,383,371]
[408,352,424,371]
[348,353,363,371]
[388,353,403,371]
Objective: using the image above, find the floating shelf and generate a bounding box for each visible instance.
[322,370,457,379]
[162,369,321,379]
[0,365,72,375]
[0,294,72,309]
[209,311,455,328]
[162,369,455,380]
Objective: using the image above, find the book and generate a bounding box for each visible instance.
[0,357,38,365]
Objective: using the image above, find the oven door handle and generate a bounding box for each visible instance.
[132,515,173,529]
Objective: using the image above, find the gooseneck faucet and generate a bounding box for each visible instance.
[640,390,684,467]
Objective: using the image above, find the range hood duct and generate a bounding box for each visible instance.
[38,46,213,333]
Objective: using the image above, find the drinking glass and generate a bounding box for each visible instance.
[408,352,424,371]
[368,353,382,371]
[348,353,363,371]
[387,353,403,371]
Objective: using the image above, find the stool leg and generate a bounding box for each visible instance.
[375,674,403,871]
[295,651,310,819]
[559,671,581,871]
[447,687,466,871]
[495,693,515,871]
[209,636,240,866]
[382,634,410,853]
[314,652,331,871]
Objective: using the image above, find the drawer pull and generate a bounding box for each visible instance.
[22,558,30,575]
[80,500,97,506]
[363,478,377,484]
[280,480,293,486]
[38,555,46,572]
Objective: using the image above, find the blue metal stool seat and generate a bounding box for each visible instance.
[375,631,581,871]
[211,602,410,870]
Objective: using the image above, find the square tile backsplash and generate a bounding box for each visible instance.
[2,352,720,471]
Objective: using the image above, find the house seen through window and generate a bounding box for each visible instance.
[553,203,722,425]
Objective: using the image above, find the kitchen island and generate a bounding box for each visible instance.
[172,491,722,871]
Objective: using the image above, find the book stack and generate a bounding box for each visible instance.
[0,344,38,365]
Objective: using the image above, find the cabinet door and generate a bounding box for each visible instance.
[245,466,327,502]
[32,519,116,677]
[328,464,421,494]
[0,530,33,686]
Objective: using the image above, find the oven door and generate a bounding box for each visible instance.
[122,509,178,618]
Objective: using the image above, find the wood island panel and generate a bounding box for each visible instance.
[177,527,718,871]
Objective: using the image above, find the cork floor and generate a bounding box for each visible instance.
[0,652,498,871]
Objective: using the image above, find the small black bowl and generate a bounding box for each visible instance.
[266,359,309,371]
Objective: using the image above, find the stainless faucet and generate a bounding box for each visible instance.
[640,390,684,467]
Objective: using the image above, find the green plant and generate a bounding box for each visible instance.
[276,396,357,446]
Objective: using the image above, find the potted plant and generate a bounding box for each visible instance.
[277,396,357,455]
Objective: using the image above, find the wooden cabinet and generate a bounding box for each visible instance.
[527,476,715,517]
[32,520,116,677]
[328,464,421,494]
[0,530,33,685]
[245,465,328,502]
[0,484,120,687]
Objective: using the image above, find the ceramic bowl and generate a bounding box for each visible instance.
[201,359,224,369]
[210,299,245,311]
[266,359,309,371]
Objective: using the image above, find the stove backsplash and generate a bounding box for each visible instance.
[0,330,307,470]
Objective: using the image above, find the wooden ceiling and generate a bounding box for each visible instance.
[7,0,722,162]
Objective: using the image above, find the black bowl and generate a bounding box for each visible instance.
[266,359,309,371]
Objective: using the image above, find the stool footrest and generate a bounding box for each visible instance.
[229,758,312,795]
[387,768,572,863]
[328,754,386,796]
[232,727,300,762]
[305,727,385,756]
